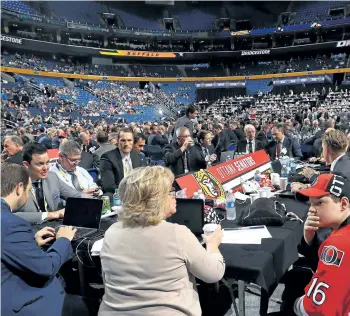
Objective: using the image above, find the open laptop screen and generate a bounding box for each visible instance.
[63,198,103,229]
[168,198,204,237]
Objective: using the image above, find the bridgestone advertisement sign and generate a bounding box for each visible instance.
[1,35,22,44]
[241,49,270,56]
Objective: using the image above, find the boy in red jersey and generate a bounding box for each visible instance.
[293,174,350,315]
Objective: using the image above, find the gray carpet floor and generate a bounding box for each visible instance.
[224,284,284,316]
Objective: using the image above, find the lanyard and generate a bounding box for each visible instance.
[56,163,84,190]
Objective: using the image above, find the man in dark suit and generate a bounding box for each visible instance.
[237,124,265,153]
[212,123,231,159]
[38,129,55,149]
[1,163,77,316]
[192,130,217,170]
[80,131,99,154]
[224,122,239,145]
[232,121,245,142]
[3,135,24,165]
[266,123,302,160]
[100,128,142,199]
[164,127,198,176]
[151,128,169,149]
[93,130,116,160]
[256,124,271,147]
[292,129,350,192]
[73,137,99,170]
[172,105,198,142]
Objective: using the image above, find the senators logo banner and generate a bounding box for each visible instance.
[193,169,225,200]
[176,150,271,199]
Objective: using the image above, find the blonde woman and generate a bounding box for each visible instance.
[99,166,225,316]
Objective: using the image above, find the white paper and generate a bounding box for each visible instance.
[222,225,272,244]
[91,238,104,256]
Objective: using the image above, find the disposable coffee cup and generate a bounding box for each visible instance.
[250,193,259,203]
[271,173,280,186]
[203,223,218,235]
[280,177,288,191]
[264,187,271,198]
[259,189,268,198]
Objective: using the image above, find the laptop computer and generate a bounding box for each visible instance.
[167,198,204,243]
[62,197,103,240]
[220,151,235,163]
[42,198,103,241]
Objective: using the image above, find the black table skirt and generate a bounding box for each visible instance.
[33,197,309,298]
[219,197,309,295]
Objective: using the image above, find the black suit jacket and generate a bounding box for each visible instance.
[214,131,231,157]
[333,154,350,180]
[225,129,238,145]
[305,129,324,146]
[256,131,269,146]
[192,143,216,171]
[237,139,264,153]
[164,142,198,176]
[265,136,302,161]
[100,148,142,196]
[83,140,100,153]
[233,128,245,141]
[78,151,99,170]
[5,150,23,165]
[151,134,169,148]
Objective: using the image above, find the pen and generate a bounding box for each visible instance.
[224,225,266,231]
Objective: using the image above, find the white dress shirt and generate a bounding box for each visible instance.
[330,153,345,171]
[246,140,255,153]
[121,152,133,176]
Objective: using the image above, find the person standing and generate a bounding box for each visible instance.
[172,105,198,143]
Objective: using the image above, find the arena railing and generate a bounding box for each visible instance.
[1,66,350,82]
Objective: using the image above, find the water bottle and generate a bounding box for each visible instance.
[197,189,206,202]
[254,170,261,182]
[290,158,296,173]
[281,164,288,178]
[113,188,121,206]
[225,190,236,221]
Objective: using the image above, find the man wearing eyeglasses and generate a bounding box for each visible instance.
[16,143,88,224]
[165,127,199,176]
[50,140,100,195]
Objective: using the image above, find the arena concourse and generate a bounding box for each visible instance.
[1,1,350,316]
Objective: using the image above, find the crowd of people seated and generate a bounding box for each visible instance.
[2,50,349,78]
[2,78,350,315]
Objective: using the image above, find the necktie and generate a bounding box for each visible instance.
[123,157,132,176]
[33,181,46,212]
[248,141,253,153]
[183,151,189,173]
[69,172,82,192]
[277,142,281,158]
